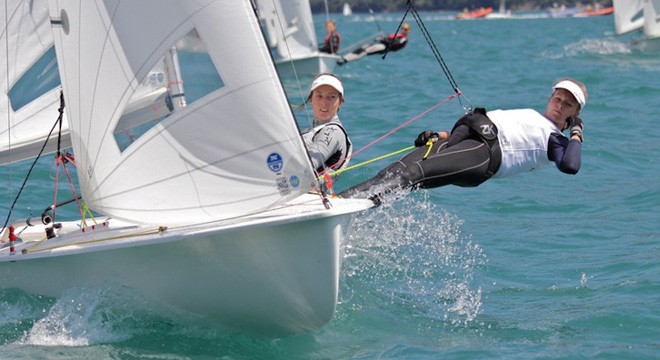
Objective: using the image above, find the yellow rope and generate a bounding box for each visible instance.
[80,202,97,229]
[422,139,434,159]
[328,145,416,177]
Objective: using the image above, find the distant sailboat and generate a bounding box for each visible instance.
[343,3,353,17]
[613,0,645,35]
[256,0,340,78]
[1,0,373,333]
[612,0,660,50]
[486,0,512,19]
[643,0,660,39]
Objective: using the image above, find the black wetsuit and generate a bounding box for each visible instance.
[340,112,581,202]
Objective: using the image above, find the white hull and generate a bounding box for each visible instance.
[1,194,373,333]
[275,53,340,78]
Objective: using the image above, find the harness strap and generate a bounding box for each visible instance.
[451,107,501,177]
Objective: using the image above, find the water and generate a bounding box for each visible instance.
[2,11,660,359]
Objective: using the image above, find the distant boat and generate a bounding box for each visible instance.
[343,2,353,17]
[486,0,512,19]
[256,0,340,78]
[612,0,660,50]
[577,6,614,17]
[642,0,660,40]
[613,0,644,35]
[547,5,580,18]
[456,7,494,20]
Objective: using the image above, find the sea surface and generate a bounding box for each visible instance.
[2,10,659,360]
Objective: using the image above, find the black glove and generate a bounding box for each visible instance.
[567,116,584,142]
[414,130,439,147]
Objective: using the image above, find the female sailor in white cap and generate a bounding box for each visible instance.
[301,73,352,175]
[340,78,586,205]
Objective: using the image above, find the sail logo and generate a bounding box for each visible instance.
[289,175,300,188]
[267,153,283,172]
[276,177,290,195]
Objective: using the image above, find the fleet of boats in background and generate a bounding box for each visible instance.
[454,0,614,20]
[339,0,659,51]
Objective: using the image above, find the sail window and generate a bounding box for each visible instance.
[113,29,223,152]
[7,46,61,111]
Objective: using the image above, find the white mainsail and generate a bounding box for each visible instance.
[256,0,339,76]
[643,0,660,38]
[49,0,317,225]
[0,0,70,165]
[613,0,645,35]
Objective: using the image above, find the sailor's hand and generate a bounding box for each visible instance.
[414,130,439,147]
[568,116,583,142]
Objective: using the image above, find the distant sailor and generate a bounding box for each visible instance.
[338,23,411,64]
[340,78,587,205]
[319,19,341,54]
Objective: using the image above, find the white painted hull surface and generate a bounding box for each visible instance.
[0,195,373,333]
[275,53,340,78]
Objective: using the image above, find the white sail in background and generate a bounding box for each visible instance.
[257,0,319,61]
[0,0,70,165]
[49,0,316,225]
[613,0,645,35]
[643,0,660,38]
[256,0,339,76]
[343,3,353,16]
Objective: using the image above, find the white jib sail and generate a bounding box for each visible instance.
[613,0,645,35]
[47,0,317,225]
[1,0,70,165]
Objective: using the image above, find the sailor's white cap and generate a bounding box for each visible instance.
[553,80,586,108]
[309,74,344,98]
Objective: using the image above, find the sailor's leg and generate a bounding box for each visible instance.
[414,139,491,189]
[339,140,448,200]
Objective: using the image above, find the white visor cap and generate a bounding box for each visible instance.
[309,74,344,98]
[553,80,586,108]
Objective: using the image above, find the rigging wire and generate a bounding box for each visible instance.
[407,0,471,112]
[1,92,65,233]
[318,1,475,177]
[320,92,460,177]
[4,0,12,214]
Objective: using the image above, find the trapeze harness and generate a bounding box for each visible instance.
[320,31,341,54]
[450,107,502,180]
[303,122,352,174]
[383,33,408,52]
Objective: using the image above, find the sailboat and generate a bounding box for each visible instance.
[256,0,340,78]
[486,0,512,19]
[1,0,373,333]
[343,3,353,17]
[642,0,660,40]
[613,0,645,35]
[612,0,660,50]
